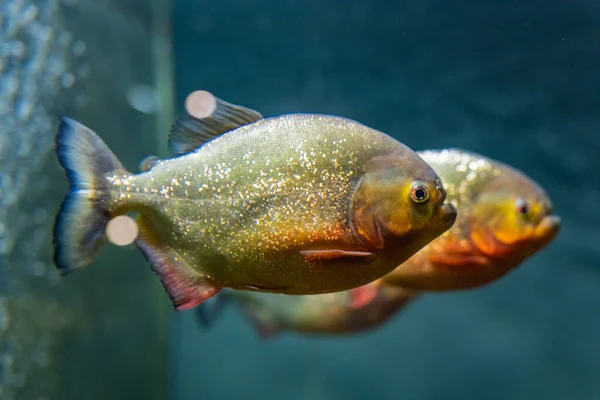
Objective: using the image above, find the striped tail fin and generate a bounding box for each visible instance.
[53,117,129,275]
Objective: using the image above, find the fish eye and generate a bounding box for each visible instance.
[515,198,529,216]
[410,183,430,204]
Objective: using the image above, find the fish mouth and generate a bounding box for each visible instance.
[475,214,561,261]
[435,202,458,231]
[534,214,561,243]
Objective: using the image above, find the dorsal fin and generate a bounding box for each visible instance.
[168,97,263,156]
[138,155,161,172]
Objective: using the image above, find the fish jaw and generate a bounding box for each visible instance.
[534,215,561,244]
[434,202,458,236]
[472,212,561,261]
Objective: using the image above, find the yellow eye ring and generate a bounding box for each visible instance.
[410,184,430,204]
[515,198,529,216]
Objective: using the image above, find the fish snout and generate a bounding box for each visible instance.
[435,201,458,231]
[534,214,561,241]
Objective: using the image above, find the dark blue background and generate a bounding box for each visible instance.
[172,1,600,399]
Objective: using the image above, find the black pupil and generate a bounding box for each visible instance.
[415,188,426,200]
[519,204,529,214]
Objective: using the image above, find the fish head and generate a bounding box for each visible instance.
[351,152,457,253]
[468,165,561,265]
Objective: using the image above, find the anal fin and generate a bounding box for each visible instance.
[135,238,221,311]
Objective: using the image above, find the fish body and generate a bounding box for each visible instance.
[127,114,447,294]
[52,98,456,310]
[196,148,560,337]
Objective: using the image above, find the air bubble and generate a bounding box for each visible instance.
[185,90,217,118]
[33,24,53,43]
[16,99,35,120]
[60,72,75,88]
[71,41,86,56]
[106,215,139,246]
[126,84,160,114]
[22,5,38,23]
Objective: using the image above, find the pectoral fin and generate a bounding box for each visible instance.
[428,253,490,268]
[135,235,221,311]
[471,230,512,258]
[299,249,375,263]
[246,283,292,292]
[427,238,491,268]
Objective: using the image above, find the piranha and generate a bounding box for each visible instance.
[52,96,457,311]
[195,148,560,337]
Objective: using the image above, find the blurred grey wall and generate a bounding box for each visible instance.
[0,1,173,399]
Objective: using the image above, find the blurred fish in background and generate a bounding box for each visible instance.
[195,148,560,338]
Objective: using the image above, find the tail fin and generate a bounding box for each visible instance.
[195,291,233,329]
[53,117,128,275]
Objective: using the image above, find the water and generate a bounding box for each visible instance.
[172,1,600,400]
[1,0,599,399]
